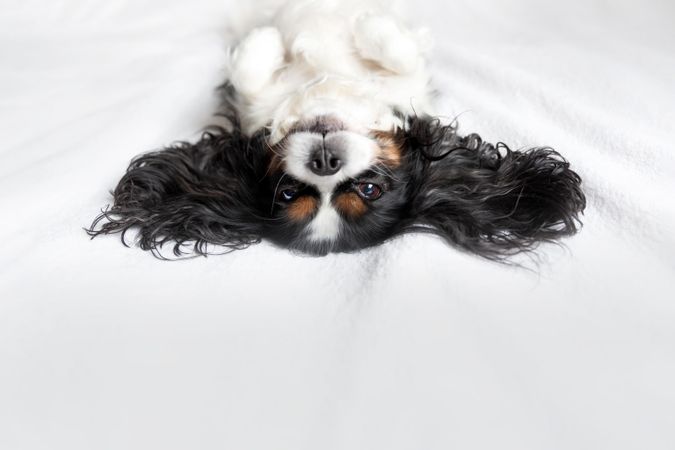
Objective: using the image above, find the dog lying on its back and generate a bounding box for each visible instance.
[89,0,585,258]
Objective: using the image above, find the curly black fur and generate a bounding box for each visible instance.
[401,117,586,258]
[87,114,585,260]
[88,125,270,258]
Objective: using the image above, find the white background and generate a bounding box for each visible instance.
[1,1,674,449]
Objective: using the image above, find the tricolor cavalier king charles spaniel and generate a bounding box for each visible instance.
[89,0,585,259]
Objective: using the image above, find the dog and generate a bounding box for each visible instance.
[88,0,585,259]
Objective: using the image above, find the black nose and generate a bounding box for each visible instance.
[308,146,342,176]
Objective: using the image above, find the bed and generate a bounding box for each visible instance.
[1,0,674,448]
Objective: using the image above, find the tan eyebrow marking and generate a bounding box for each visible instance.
[287,195,319,222]
[334,192,367,219]
[372,130,403,168]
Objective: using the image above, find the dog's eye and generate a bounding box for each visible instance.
[279,189,297,202]
[355,183,383,200]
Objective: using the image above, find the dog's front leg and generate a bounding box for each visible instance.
[230,27,286,96]
[353,14,427,75]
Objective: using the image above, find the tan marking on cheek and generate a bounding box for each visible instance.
[372,130,404,168]
[334,192,368,219]
[287,196,318,222]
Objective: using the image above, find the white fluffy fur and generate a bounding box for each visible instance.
[228,0,435,143]
[228,0,435,242]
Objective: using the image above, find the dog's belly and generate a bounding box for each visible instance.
[229,0,435,140]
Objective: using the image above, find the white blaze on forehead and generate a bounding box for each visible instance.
[283,130,377,242]
[308,195,341,242]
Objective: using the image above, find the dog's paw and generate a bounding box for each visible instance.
[353,14,421,75]
[230,27,285,96]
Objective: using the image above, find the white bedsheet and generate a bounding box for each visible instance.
[1,1,674,448]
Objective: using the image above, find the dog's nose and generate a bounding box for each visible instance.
[308,146,342,176]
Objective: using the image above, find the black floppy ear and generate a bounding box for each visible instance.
[404,117,586,259]
[87,127,268,257]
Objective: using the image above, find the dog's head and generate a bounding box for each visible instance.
[88,112,585,259]
[261,115,411,254]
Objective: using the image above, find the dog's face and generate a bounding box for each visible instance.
[88,115,585,259]
[260,116,410,255]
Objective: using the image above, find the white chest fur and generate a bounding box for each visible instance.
[228,0,435,141]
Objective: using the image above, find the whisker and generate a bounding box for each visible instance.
[264,139,284,158]
[371,164,401,182]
